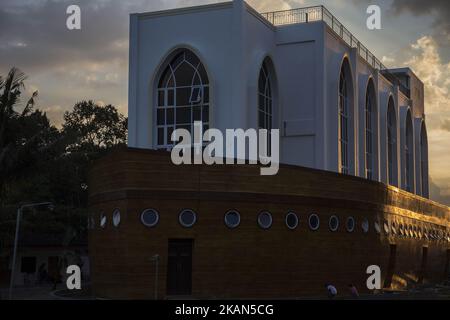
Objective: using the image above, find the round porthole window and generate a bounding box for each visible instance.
[285,212,299,230]
[346,216,355,233]
[308,214,320,231]
[374,221,381,234]
[328,215,339,232]
[383,221,389,234]
[258,211,273,229]
[224,210,241,229]
[112,209,121,227]
[100,213,107,229]
[361,218,369,233]
[88,215,95,230]
[141,209,159,227]
[179,209,197,228]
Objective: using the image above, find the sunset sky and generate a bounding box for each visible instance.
[1,0,449,204]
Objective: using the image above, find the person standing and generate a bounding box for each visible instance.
[348,284,359,298]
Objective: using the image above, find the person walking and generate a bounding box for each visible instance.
[325,283,337,299]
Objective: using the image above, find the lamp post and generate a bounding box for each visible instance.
[150,254,160,300]
[9,202,54,300]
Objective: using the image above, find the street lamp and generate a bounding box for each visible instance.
[9,202,54,300]
[150,254,160,300]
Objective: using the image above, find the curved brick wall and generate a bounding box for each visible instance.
[88,148,450,299]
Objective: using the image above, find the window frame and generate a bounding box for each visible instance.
[339,69,349,174]
[257,211,273,230]
[140,208,160,228]
[179,209,197,228]
[155,49,210,149]
[285,212,299,230]
[346,216,356,233]
[224,210,241,229]
[308,213,320,231]
[328,215,340,232]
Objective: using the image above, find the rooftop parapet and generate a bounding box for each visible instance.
[260,6,410,98]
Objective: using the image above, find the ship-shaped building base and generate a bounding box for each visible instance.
[88,1,450,298]
[88,149,450,299]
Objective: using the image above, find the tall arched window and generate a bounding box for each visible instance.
[258,60,273,155]
[156,49,209,148]
[339,66,349,174]
[365,80,376,180]
[387,98,397,185]
[405,111,414,192]
[420,122,428,197]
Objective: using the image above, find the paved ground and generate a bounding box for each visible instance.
[1,282,450,300]
[0,283,93,300]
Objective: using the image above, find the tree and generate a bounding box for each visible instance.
[62,100,127,155]
[0,69,128,252]
[0,67,53,201]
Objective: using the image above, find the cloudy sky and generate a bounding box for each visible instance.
[1,0,449,204]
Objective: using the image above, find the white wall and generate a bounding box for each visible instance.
[128,0,428,196]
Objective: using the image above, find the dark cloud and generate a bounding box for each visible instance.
[352,0,449,46]
[0,0,220,125]
[0,0,174,73]
[390,0,450,16]
[391,0,450,32]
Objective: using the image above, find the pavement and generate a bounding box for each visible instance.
[1,282,450,300]
[0,283,93,300]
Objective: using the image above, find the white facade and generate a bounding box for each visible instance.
[127,0,429,197]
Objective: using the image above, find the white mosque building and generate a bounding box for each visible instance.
[126,0,429,198]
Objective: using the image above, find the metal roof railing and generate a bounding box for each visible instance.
[260,6,410,97]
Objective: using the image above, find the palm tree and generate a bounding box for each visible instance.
[0,67,38,197]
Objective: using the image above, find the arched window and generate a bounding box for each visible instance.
[365,80,376,180]
[387,98,397,185]
[339,66,349,174]
[420,122,428,197]
[405,111,414,192]
[156,49,209,148]
[258,60,273,155]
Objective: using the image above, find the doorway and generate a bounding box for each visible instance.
[384,244,397,288]
[167,239,193,296]
[418,246,428,284]
[444,249,450,279]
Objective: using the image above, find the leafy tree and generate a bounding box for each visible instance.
[0,68,128,252]
[62,100,127,154]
